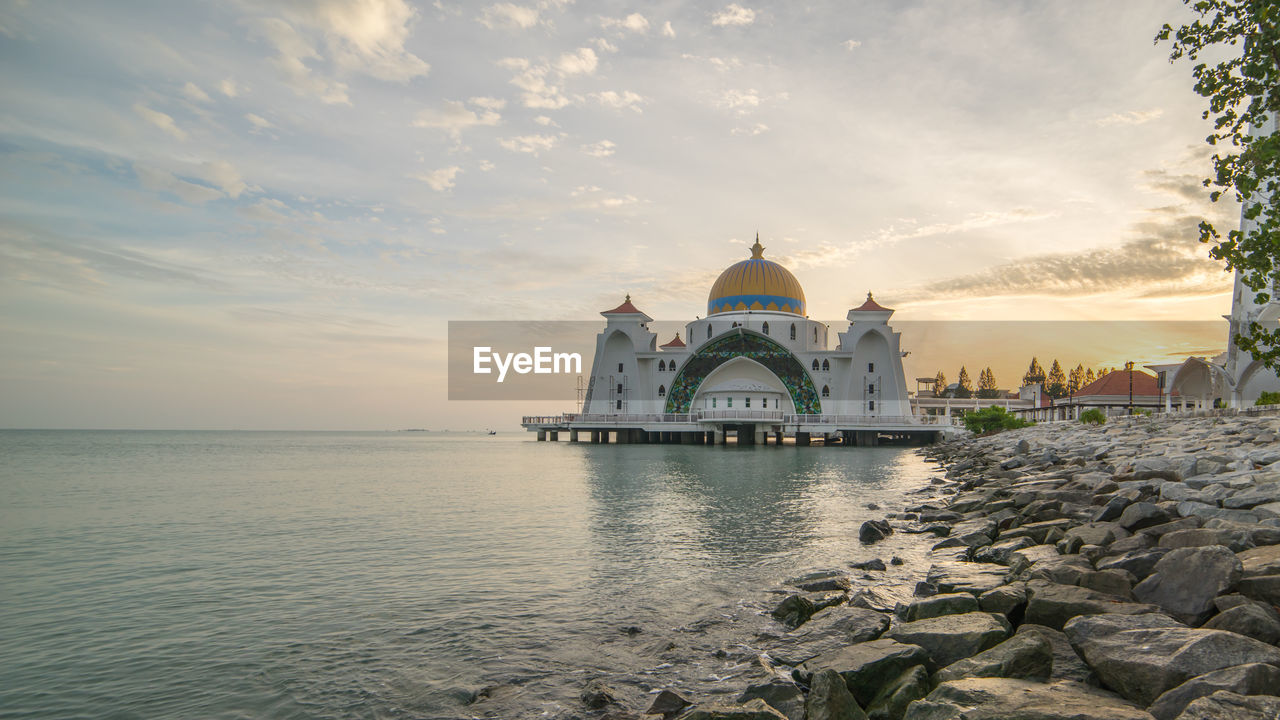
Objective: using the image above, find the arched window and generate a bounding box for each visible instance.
[822,359,830,372]
[812,359,820,371]
[762,322,769,335]
[790,324,796,340]
[822,385,830,398]
[658,385,666,397]
[707,325,712,339]
[658,360,666,372]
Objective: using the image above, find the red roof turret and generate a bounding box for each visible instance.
[660,332,686,348]
[853,291,889,312]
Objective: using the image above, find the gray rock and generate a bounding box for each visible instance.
[794,639,930,708]
[977,583,1026,615]
[1016,623,1096,684]
[739,680,805,720]
[1094,495,1133,522]
[1203,603,1280,645]
[851,558,887,572]
[861,520,893,544]
[1119,502,1174,531]
[801,670,866,720]
[903,593,979,622]
[1173,690,1280,720]
[888,612,1010,668]
[1063,614,1280,706]
[1025,554,1096,585]
[933,631,1053,684]
[679,698,790,720]
[789,570,853,593]
[1076,568,1137,599]
[647,689,692,716]
[771,594,817,628]
[1061,522,1130,552]
[923,561,1010,596]
[902,678,1155,720]
[1237,574,1280,604]
[1096,548,1171,581]
[1158,528,1254,552]
[1024,579,1165,631]
[865,665,928,720]
[582,679,619,709]
[970,537,1035,565]
[766,606,890,665]
[1147,663,1280,720]
[1237,545,1280,577]
[1132,545,1243,624]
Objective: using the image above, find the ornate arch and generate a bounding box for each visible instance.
[663,330,821,413]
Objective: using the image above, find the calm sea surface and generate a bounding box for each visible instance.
[0,431,940,719]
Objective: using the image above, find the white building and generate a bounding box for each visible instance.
[524,237,944,445]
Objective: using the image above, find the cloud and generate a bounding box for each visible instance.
[904,214,1227,301]
[555,47,597,75]
[412,99,501,137]
[498,57,569,109]
[712,4,755,26]
[251,17,350,104]
[602,13,648,33]
[716,88,759,113]
[570,185,638,209]
[283,0,430,82]
[876,208,1057,244]
[0,225,225,292]
[196,160,247,198]
[219,78,240,97]
[133,163,223,204]
[591,90,644,112]
[1142,168,1207,203]
[533,115,556,126]
[682,53,742,71]
[181,81,211,103]
[731,123,769,136]
[245,113,274,131]
[593,37,618,53]
[662,21,675,37]
[238,198,291,223]
[479,3,540,29]
[843,39,861,50]
[498,134,558,155]
[133,103,187,140]
[411,166,462,191]
[1098,109,1163,126]
[582,140,615,157]
[469,96,506,110]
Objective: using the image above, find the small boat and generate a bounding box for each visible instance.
[487,429,497,435]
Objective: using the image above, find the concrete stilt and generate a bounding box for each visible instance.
[715,429,726,445]
[774,430,783,446]
[569,430,579,442]
[537,430,547,441]
[549,431,558,441]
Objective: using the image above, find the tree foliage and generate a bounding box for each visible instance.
[977,367,1001,398]
[933,370,947,397]
[1046,359,1068,398]
[1158,1,1280,369]
[955,366,973,399]
[963,405,1033,434]
[1022,357,1046,387]
[1085,367,1097,386]
[1080,408,1107,425]
[1068,364,1085,395]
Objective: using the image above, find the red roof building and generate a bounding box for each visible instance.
[660,332,686,349]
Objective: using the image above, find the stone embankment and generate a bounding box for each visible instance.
[587,413,1280,720]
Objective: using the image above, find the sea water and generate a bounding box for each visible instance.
[0,431,939,719]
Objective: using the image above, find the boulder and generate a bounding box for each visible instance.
[647,689,692,716]
[1147,663,1280,720]
[1119,502,1173,531]
[766,607,890,666]
[1237,545,1280,577]
[902,678,1155,720]
[789,570,853,593]
[923,562,1010,596]
[903,593,979,622]
[1132,546,1243,624]
[864,665,928,720]
[582,679,619,709]
[851,558,887,572]
[971,537,1035,566]
[887,612,1011,668]
[861,520,893,544]
[1201,603,1280,645]
[1024,580,1165,631]
[933,631,1053,684]
[794,639,931,708]
[1173,690,1280,720]
[801,669,867,720]
[1237,573,1280,604]
[1076,568,1136,599]
[1062,614,1280,706]
[977,583,1026,616]
[739,680,805,720]
[1096,548,1171,581]
[679,698,790,720]
[1158,528,1253,552]
[771,594,818,628]
[1016,623,1096,684]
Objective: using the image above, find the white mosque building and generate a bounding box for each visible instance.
[523,236,947,445]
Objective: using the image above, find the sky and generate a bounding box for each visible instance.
[0,0,1244,429]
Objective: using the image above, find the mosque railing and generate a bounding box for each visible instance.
[696,410,786,421]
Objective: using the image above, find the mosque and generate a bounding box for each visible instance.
[522,236,949,445]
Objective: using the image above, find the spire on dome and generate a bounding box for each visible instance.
[660,331,686,348]
[750,233,765,259]
[852,291,891,313]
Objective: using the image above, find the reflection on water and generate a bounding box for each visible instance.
[0,432,939,720]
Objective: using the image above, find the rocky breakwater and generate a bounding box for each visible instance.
[580,413,1280,720]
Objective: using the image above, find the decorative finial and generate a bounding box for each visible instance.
[625,293,631,303]
[867,291,874,301]
[750,233,765,259]
[674,332,681,340]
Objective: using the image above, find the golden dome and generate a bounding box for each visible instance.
[707,237,806,315]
